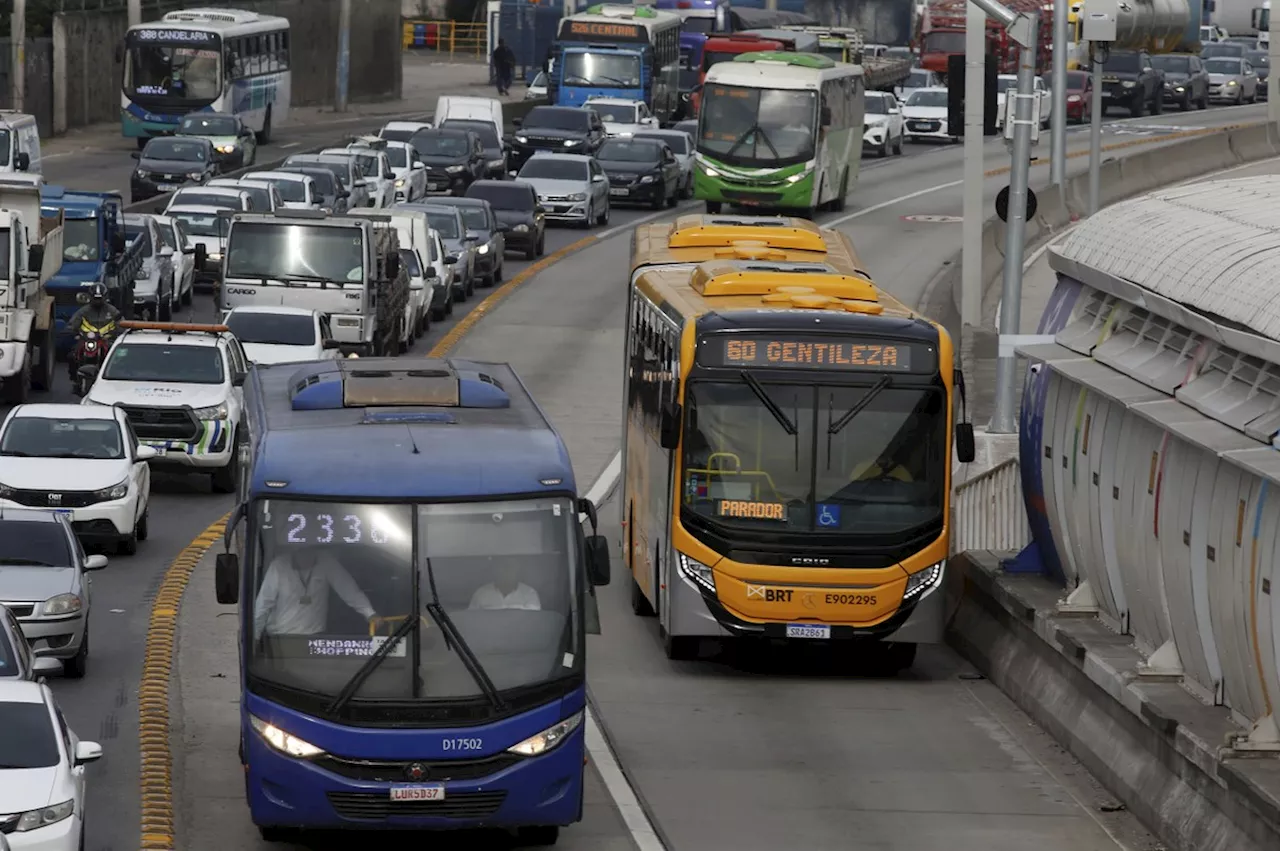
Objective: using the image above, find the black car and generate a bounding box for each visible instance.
[429,197,506,285]
[287,166,349,213]
[465,180,545,260]
[174,112,258,170]
[508,106,605,173]
[1246,49,1271,100]
[130,137,219,203]
[1099,50,1164,116]
[1150,53,1209,110]
[595,138,681,210]
[409,128,487,196]
[439,118,509,179]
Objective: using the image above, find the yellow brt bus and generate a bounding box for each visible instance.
[623,214,975,667]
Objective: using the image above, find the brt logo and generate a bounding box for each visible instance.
[747,585,793,602]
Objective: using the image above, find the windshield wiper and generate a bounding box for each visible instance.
[422,558,505,710]
[829,375,892,436]
[740,371,797,435]
[324,613,418,718]
[724,122,781,161]
[0,559,55,566]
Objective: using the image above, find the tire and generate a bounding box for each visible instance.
[878,139,889,158]
[581,201,595,229]
[464,272,475,298]
[256,108,272,144]
[666,184,678,207]
[494,262,504,283]
[64,628,88,679]
[1151,90,1163,114]
[1200,92,1210,109]
[524,242,537,261]
[651,186,665,210]
[117,531,138,556]
[136,507,149,542]
[159,294,172,322]
[831,172,848,213]
[211,431,240,494]
[517,826,560,846]
[598,202,609,226]
[662,627,698,661]
[30,328,54,393]
[867,642,918,675]
[535,234,545,257]
[631,576,655,616]
[1180,94,1192,111]
[705,200,721,214]
[894,132,904,155]
[181,278,193,305]
[431,301,448,322]
[2,352,30,404]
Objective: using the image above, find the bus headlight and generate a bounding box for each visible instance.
[250,714,325,758]
[677,553,716,593]
[902,561,944,602]
[785,172,807,184]
[506,710,584,756]
[699,162,720,177]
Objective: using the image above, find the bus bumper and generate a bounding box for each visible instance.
[693,168,814,210]
[244,723,585,830]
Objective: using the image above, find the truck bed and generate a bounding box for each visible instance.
[38,211,64,286]
[864,55,911,90]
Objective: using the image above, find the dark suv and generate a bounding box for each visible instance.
[465,180,545,260]
[1100,50,1164,116]
[507,106,605,173]
[1151,53,1209,111]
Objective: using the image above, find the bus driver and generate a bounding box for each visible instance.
[253,548,379,640]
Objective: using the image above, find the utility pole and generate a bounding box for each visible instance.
[1271,1,1279,125]
[961,0,986,329]
[336,0,352,112]
[1049,0,1068,185]
[1087,43,1103,213]
[10,0,24,114]
[127,0,142,27]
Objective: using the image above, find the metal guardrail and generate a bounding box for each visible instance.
[952,457,1030,555]
[402,20,487,57]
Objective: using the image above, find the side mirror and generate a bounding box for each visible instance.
[135,445,159,462]
[322,338,342,350]
[355,178,368,188]
[112,232,126,253]
[15,151,29,171]
[659,400,681,450]
[73,741,104,766]
[585,534,611,586]
[820,106,833,127]
[195,243,208,266]
[512,117,523,127]
[27,243,43,273]
[955,422,976,463]
[888,107,900,114]
[78,364,99,380]
[33,656,62,677]
[84,554,108,571]
[158,245,175,257]
[131,151,142,160]
[231,372,246,387]
[592,174,606,183]
[413,160,425,169]
[464,230,481,242]
[444,254,459,265]
[215,552,240,604]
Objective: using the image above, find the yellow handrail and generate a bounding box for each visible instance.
[402,19,488,58]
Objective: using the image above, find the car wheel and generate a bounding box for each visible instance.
[879,138,889,157]
[118,530,138,556]
[524,240,537,261]
[211,431,240,494]
[599,202,610,226]
[431,299,448,322]
[894,132,904,155]
[536,233,545,256]
[581,201,594,229]
[464,272,475,298]
[136,506,149,542]
[64,627,88,679]
[651,186,665,210]
[182,278,193,305]
[666,185,678,208]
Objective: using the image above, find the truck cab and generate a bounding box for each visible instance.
[0,177,63,403]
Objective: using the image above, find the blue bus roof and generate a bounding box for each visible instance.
[41,186,117,216]
[244,357,577,501]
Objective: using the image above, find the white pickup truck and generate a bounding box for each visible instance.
[0,176,65,403]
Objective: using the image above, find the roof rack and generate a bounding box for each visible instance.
[120,321,229,335]
[690,261,883,314]
[665,214,827,251]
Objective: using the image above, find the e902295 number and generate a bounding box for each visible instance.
[824,593,877,606]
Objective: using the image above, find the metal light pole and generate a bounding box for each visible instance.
[1088,46,1103,214]
[961,0,986,329]
[1050,0,1068,185]
[10,0,24,114]
[989,10,1040,433]
[127,0,142,27]
[336,0,352,112]
[1271,2,1279,125]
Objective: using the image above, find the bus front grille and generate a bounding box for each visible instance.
[313,752,522,782]
[327,790,507,820]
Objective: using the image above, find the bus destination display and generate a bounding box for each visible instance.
[700,335,931,373]
[558,20,648,42]
[133,28,219,44]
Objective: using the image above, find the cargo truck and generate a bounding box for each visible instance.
[0,177,65,402]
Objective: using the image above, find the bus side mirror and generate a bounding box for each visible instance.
[16,152,29,171]
[585,535,611,586]
[215,553,240,604]
[955,422,975,463]
[659,400,681,450]
[112,232,126,253]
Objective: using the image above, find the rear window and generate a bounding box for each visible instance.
[299,170,337,195]
[0,520,73,567]
[466,183,533,210]
[440,119,499,147]
[227,312,316,347]
[125,224,154,255]
[0,701,60,768]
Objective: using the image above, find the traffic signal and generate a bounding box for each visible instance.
[946,53,1000,137]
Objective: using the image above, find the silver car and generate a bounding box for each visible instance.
[122,213,178,321]
[0,510,107,679]
[516,152,610,228]
[635,129,694,199]
[1205,56,1259,103]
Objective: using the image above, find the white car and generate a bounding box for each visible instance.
[0,404,154,554]
[863,91,905,157]
[0,680,103,849]
[323,144,395,208]
[896,67,943,103]
[383,139,428,202]
[634,128,694,197]
[223,306,342,366]
[584,97,659,137]
[378,120,433,144]
[164,205,226,289]
[151,214,197,306]
[81,324,249,494]
[207,177,283,212]
[422,228,454,323]
[163,185,252,214]
[902,87,956,143]
[995,74,1051,130]
[241,170,322,210]
[526,70,548,100]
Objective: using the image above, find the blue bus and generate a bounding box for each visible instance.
[551,4,682,121]
[214,357,612,841]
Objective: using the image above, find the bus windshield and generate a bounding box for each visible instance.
[562,51,642,88]
[247,498,581,707]
[680,381,947,536]
[698,84,817,167]
[124,31,222,102]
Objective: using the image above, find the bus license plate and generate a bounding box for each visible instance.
[390,784,445,801]
[786,623,830,639]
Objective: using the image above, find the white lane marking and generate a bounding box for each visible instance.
[596,200,700,241]
[585,711,665,851]
[279,142,301,149]
[824,180,964,228]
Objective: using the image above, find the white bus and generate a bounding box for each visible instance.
[121,8,291,148]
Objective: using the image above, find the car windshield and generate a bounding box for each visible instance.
[519,158,588,181]
[562,51,641,88]
[1247,51,1270,68]
[1151,55,1191,73]
[424,211,461,238]
[638,132,688,153]
[1104,52,1142,72]
[466,184,533,211]
[226,312,316,346]
[0,520,73,566]
[906,90,947,107]
[102,342,225,384]
[1067,71,1089,88]
[124,223,154,256]
[399,248,423,277]
[383,146,409,168]
[298,170,337,196]
[226,222,364,282]
[1205,58,1244,74]
[170,211,222,237]
[591,103,637,123]
[441,120,499,147]
[61,219,99,262]
[598,140,661,163]
[865,95,891,114]
[0,416,124,460]
[680,381,947,537]
[905,70,933,88]
[1203,43,1246,58]
[451,207,489,230]
[525,107,592,131]
[170,191,239,210]
[697,84,817,167]
[124,35,222,101]
[178,114,238,136]
[247,498,580,705]
[411,132,471,158]
[0,701,60,768]
[156,222,179,249]
[253,176,305,202]
[144,138,208,162]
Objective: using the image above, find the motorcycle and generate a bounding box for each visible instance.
[71,325,114,397]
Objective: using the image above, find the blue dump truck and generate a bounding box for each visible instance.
[40,187,144,354]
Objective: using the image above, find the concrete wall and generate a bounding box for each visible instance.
[0,38,55,137]
[52,0,403,134]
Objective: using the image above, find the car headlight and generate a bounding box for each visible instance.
[1227,80,1239,86]
[515,134,529,143]
[677,552,715,593]
[43,593,83,617]
[394,178,406,187]
[488,158,505,168]
[1122,81,1136,88]
[136,170,151,179]
[477,244,490,254]
[215,144,237,154]
[1067,94,1081,102]
[569,192,587,201]
[513,223,529,232]
[638,174,656,184]
[94,480,129,501]
[506,710,584,756]
[563,139,581,147]
[250,714,325,758]
[785,172,806,184]
[902,561,945,602]
[14,800,74,832]
[1175,86,1185,92]
[190,172,207,180]
[207,252,222,262]
[193,402,229,421]
[446,165,465,173]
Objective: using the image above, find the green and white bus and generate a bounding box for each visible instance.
[694,52,863,216]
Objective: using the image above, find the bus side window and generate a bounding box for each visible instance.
[263,33,278,74]
[278,30,290,70]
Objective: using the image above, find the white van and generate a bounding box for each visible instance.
[0,112,41,174]
[433,96,503,140]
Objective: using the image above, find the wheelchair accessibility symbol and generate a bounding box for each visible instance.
[816,504,841,528]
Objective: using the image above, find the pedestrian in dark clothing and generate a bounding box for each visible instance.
[492,38,517,96]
